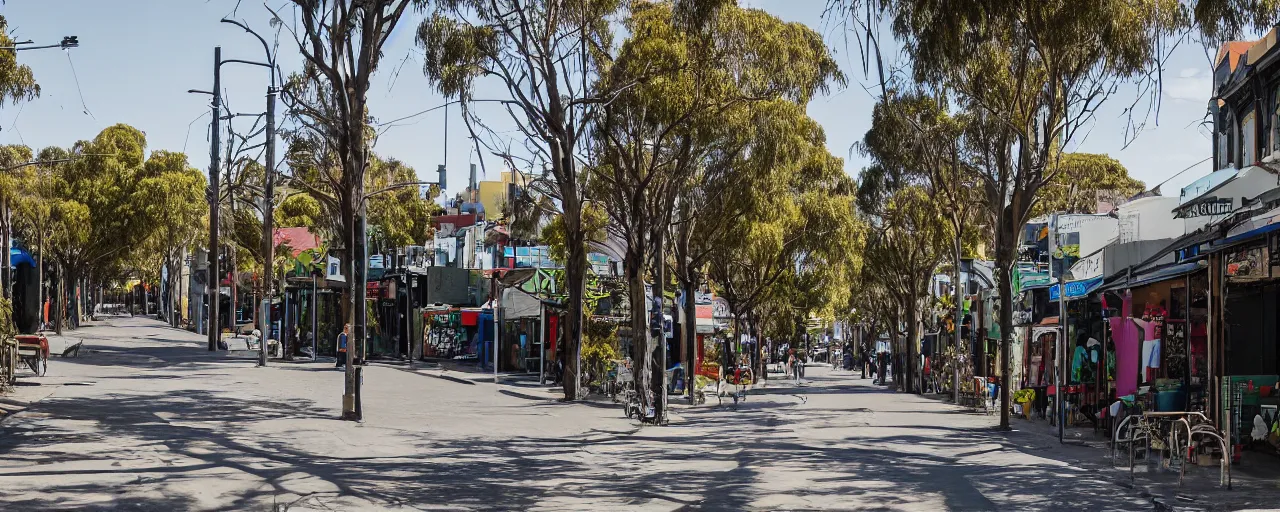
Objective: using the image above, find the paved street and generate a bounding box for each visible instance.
[0,317,1260,511]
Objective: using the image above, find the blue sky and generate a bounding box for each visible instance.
[0,0,1220,200]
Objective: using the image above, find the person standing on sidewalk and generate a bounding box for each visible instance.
[335,324,349,369]
[783,350,793,386]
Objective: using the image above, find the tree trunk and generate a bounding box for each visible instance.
[906,296,919,394]
[650,226,668,424]
[953,226,964,403]
[627,248,650,406]
[681,275,697,400]
[559,192,587,402]
[1,199,10,300]
[341,191,359,421]
[54,264,64,335]
[750,312,764,384]
[67,268,80,330]
[889,308,901,387]
[996,228,1016,430]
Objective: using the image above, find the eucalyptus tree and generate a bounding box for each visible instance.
[708,100,859,386]
[856,90,984,400]
[0,15,39,300]
[858,186,950,393]
[829,0,1187,425]
[136,151,205,327]
[0,145,34,300]
[417,0,626,400]
[1033,153,1145,217]
[589,0,843,417]
[271,0,423,420]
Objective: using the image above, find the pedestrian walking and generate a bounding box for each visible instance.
[335,324,349,369]
[788,349,799,384]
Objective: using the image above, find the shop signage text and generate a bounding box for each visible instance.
[1175,198,1233,219]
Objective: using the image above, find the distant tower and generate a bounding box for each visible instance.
[468,163,478,202]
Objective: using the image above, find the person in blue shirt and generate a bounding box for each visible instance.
[335,324,349,369]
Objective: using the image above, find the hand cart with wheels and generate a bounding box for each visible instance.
[16,333,49,377]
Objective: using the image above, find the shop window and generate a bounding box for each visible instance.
[1225,283,1278,376]
[1225,112,1237,168]
[1272,86,1280,154]
[1243,111,1256,166]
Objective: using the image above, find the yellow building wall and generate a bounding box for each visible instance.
[478,181,506,220]
[477,171,529,220]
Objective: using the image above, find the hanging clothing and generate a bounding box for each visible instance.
[1111,314,1141,396]
[1071,345,1089,383]
[1140,338,1161,382]
[1086,337,1101,363]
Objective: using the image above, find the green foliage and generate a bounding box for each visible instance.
[1034,152,1145,216]
[276,193,323,230]
[284,143,438,249]
[0,297,14,342]
[365,157,441,249]
[542,204,607,265]
[581,317,620,387]
[709,94,863,327]
[1194,0,1280,46]
[0,15,39,109]
[51,125,159,282]
[138,150,206,261]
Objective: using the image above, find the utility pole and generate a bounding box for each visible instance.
[206,46,223,352]
[1053,212,1067,444]
[260,86,276,367]
[220,18,277,364]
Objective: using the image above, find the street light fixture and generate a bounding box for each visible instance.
[191,24,278,354]
[220,19,278,368]
[1,36,78,51]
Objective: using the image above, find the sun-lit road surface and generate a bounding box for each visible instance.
[0,317,1247,510]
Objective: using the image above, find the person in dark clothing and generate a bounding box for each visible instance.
[335,324,349,369]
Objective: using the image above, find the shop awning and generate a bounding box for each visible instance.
[1172,166,1253,218]
[500,287,543,319]
[1100,262,1205,292]
[1218,205,1280,246]
[1048,276,1104,301]
[9,248,34,268]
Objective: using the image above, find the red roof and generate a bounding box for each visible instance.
[273,227,322,257]
[1217,40,1254,71]
[433,213,478,230]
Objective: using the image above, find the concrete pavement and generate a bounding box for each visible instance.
[0,317,1262,510]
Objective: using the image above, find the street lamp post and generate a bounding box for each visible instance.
[0,35,80,310]
[222,18,278,368]
[191,31,274,354]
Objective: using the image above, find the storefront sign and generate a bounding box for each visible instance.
[1226,245,1268,280]
[1270,233,1280,267]
[1175,198,1233,219]
[712,297,731,319]
[1049,277,1104,301]
[1069,253,1104,281]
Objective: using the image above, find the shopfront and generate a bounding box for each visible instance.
[1219,239,1280,450]
[1096,261,1209,418]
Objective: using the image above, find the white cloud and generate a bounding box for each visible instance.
[1164,68,1212,103]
